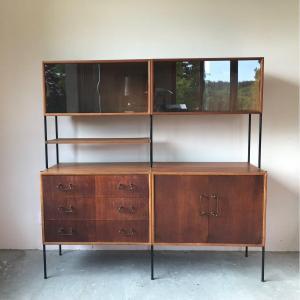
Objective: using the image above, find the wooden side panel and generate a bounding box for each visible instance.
[154,175,209,243]
[207,175,264,244]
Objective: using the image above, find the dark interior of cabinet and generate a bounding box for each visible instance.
[153,59,262,113]
[44,62,148,113]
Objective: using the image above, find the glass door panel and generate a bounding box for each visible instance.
[44,62,148,114]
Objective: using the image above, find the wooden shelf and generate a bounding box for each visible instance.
[152,162,266,175]
[41,163,151,175]
[46,138,150,145]
[41,162,266,176]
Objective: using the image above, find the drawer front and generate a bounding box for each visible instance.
[96,197,148,220]
[43,197,95,220]
[43,176,95,200]
[96,220,148,242]
[95,175,149,198]
[44,220,95,242]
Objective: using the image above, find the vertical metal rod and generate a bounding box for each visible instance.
[44,116,48,169]
[258,113,262,168]
[245,246,248,257]
[43,244,47,279]
[247,114,252,163]
[261,246,265,282]
[151,245,154,280]
[55,116,59,164]
[150,115,153,167]
[59,244,62,256]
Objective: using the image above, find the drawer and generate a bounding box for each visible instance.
[42,176,95,200]
[95,175,148,198]
[95,197,148,220]
[44,220,95,242]
[43,197,95,220]
[96,220,149,242]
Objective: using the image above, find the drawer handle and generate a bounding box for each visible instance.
[200,194,210,216]
[58,206,74,214]
[56,183,74,192]
[57,227,74,236]
[210,194,219,217]
[118,228,136,237]
[118,206,136,214]
[118,183,137,192]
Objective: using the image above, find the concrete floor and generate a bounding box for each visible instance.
[0,250,299,300]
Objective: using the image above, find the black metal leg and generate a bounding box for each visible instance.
[261,246,265,282]
[59,244,62,256]
[245,246,248,257]
[151,245,154,280]
[43,244,47,279]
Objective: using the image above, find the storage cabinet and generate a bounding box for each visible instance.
[40,57,267,281]
[154,174,266,245]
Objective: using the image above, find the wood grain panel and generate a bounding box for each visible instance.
[95,197,148,220]
[207,175,264,244]
[154,175,209,243]
[95,175,149,198]
[96,220,148,242]
[44,220,96,242]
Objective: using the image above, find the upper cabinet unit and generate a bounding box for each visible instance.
[43,60,150,115]
[153,58,263,114]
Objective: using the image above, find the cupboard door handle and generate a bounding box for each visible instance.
[57,227,74,236]
[56,183,74,192]
[118,228,136,236]
[118,206,136,214]
[58,206,74,214]
[210,194,219,217]
[118,183,136,192]
[200,194,210,216]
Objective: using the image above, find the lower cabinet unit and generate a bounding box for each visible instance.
[40,162,267,281]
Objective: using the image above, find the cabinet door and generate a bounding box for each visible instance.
[207,175,264,244]
[154,175,209,243]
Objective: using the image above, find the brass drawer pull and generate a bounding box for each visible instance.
[58,206,74,214]
[118,206,136,214]
[118,228,136,237]
[57,227,74,236]
[56,183,74,192]
[118,183,137,192]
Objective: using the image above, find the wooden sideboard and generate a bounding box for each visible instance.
[40,58,266,281]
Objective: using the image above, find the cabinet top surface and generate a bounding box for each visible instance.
[41,162,266,175]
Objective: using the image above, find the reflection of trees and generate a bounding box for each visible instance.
[44,64,66,112]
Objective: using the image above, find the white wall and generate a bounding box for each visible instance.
[0,0,298,250]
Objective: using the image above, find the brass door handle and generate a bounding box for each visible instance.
[57,227,74,236]
[200,194,210,216]
[56,183,74,192]
[58,206,74,214]
[117,206,136,214]
[210,194,220,217]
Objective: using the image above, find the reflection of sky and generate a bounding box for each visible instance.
[205,60,260,82]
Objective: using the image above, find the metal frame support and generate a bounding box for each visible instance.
[245,246,248,257]
[44,116,48,169]
[150,115,153,167]
[261,246,265,282]
[59,245,62,256]
[55,116,59,164]
[43,244,47,279]
[151,245,154,280]
[247,114,252,163]
[258,113,262,168]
